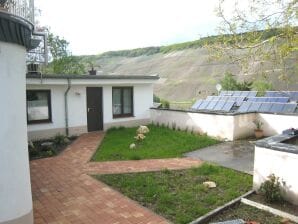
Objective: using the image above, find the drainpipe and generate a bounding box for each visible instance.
[64,78,71,136]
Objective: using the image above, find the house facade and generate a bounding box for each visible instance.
[26,74,159,140]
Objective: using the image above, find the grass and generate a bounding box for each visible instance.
[92,124,219,161]
[95,164,252,224]
[209,203,284,223]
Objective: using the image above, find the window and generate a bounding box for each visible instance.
[112,87,133,118]
[26,90,52,124]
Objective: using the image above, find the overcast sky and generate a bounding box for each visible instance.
[35,0,223,55]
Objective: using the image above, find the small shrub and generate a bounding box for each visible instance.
[259,174,283,203]
[53,133,68,146]
[161,99,170,109]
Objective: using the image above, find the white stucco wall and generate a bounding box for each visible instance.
[103,84,153,126]
[27,85,87,133]
[233,113,256,139]
[150,109,235,140]
[253,146,298,205]
[0,42,33,222]
[258,113,298,136]
[27,82,154,139]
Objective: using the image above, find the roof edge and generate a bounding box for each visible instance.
[26,73,160,80]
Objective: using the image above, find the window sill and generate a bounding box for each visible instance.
[27,120,53,125]
[113,115,135,119]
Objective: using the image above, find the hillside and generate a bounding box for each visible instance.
[78,46,297,102]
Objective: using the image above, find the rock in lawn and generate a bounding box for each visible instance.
[203,181,217,188]
[129,143,136,149]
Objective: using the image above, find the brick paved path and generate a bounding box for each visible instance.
[30,132,203,224]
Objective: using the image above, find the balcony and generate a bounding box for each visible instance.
[0,0,34,25]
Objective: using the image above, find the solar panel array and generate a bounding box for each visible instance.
[206,96,246,106]
[191,91,298,114]
[220,91,257,97]
[265,91,298,102]
[238,102,297,113]
[191,100,235,112]
[247,97,289,103]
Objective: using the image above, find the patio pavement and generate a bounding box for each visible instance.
[184,140,255,175]
[30,132,203,224]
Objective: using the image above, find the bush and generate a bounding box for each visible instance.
[259,174,283,203]
[153,94,161,103]
[161,99,170,109]
[53,133,68,146]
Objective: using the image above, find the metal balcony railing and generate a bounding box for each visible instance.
[0,0,34,25]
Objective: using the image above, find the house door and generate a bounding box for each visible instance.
[86,87,103,132]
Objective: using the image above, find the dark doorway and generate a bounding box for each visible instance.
[86,87,103,132]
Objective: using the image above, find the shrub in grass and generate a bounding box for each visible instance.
[259,174,284,203]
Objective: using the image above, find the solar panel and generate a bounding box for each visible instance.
[270,103,285,113]
[264,91,298,101]
[222,101,235,112]
[206,100,218,110]
[213,100,226,111]
[282,103,297,113]
[247,97,289,103]
[191,100,203,110]
[238,102,252,113]
[219,91,227,96]
[250,102,262,111]
[259,103,273,112]
[248,91,258,97]
[198,100,210,110]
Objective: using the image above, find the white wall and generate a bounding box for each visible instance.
[150,109,235,140]
[233,113,256,139]
[103,84,153,126]
[253,146,298,205]
[151,109,298,140]
[27,83,154,138]
[258,113,298,136]
[27,85,87,133]
[0,42,33,223]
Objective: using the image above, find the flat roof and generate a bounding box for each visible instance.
[26,73,160,80]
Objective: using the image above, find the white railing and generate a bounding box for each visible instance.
[0,0,34,24]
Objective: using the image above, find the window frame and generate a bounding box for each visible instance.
[26,89,52,124]
[112,87,134,118]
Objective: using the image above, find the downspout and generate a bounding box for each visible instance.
[64,78,71,136]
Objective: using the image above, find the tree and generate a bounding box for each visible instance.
[220,72,240,90]
[208,0,298,89]
[43,30,85,75]
[220,72,253,90]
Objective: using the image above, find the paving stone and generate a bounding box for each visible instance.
[31,131,203,224]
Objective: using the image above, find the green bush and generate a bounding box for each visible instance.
[259,174,283,203]
[161,99,170,109]
[153,94,161,103]
[53,133,68,146]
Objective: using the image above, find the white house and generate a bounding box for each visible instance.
[26,73,159,140]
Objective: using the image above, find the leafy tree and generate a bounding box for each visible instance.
[220,72,240,90]
[252,80,274,95]
[208,0,298,88]
[43,30,85,75]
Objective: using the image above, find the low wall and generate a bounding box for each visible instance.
[151,109,236,140]
[253,145,298,205]
[150,108,298,140]
[258,113,298,136]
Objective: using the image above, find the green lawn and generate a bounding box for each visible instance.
[95,164,252,224]
[92,124,219,161]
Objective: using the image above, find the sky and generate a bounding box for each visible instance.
[35,0,223,55]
